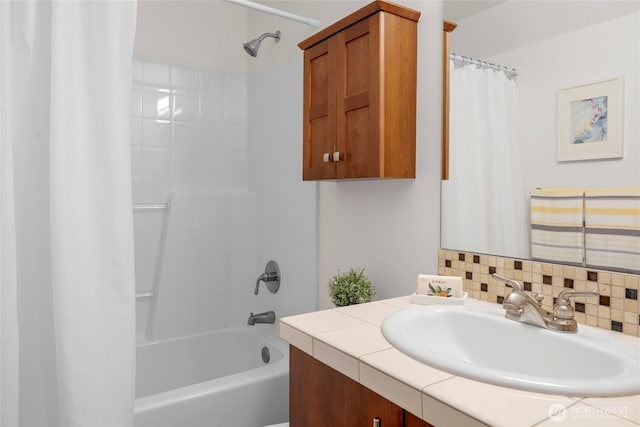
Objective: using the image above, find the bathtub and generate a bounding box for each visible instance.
[134,327,289,427]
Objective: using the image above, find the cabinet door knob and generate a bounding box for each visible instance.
[333,151,341,162]
[322,153,331,163]
[373,417,381,427]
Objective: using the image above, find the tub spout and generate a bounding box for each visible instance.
[247,310,276,326]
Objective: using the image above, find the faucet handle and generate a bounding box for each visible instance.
[492,273,523,291]
[254,260,281,295]
[554,289,599,320]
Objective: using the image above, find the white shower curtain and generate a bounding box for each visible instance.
[1,1,137,426]
[441,60,528,258]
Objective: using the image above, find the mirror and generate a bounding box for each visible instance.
[441,0,640,271]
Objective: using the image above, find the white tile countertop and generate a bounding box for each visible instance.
[280,296,640,427]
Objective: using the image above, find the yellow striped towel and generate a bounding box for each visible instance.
[530,188,584,265]
[584,188,640,274]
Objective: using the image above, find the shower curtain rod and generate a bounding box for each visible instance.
[450,53,518,78]
[224,0,320,28]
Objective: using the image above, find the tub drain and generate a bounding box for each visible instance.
[261,346,270,363]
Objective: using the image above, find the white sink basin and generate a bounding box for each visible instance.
[381,304,640,397]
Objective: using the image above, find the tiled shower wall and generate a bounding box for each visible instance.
[130,60,248,199]
[438,249,640,337]
[130,60,255,341]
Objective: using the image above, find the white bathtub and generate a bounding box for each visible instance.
[134,327,289,427]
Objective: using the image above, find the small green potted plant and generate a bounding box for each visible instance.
[328,268,375,307]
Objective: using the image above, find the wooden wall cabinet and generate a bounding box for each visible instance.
[298,1,421,180]
[290,346,433,427]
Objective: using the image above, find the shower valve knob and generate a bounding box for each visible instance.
[333,151,341,162]
[322,153,331,163]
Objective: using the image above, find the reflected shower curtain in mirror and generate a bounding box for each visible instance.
[1,1,137,426]
[442,61,528,258]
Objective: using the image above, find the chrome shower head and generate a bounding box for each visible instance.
[243,30,281,57]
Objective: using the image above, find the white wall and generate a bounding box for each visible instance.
[134,0,247,71]
[450,1,639,60]
[452,3,640,193]
[512,11,639,192]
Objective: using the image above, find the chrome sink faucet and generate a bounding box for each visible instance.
[493,273,599,333]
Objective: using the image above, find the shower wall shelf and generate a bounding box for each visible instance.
[298,0,420,180]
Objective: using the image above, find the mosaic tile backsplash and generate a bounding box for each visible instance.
[438,249,640,337]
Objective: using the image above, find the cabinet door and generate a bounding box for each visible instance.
[290,345,346,425]
[290,346,405,427]
[302,38,337,180]
[344,378,404,427]
[335,14,381,179]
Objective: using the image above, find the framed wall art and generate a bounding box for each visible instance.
[556,76,624,162]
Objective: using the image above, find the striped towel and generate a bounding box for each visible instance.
[530,188,585,265]
[584,188,640,274]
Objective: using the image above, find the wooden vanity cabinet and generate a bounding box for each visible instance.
[298,1,421,180]
[290,346,433,427]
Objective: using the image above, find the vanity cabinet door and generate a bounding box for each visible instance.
[290,345,432,427]
[290,345,345,424]
[344,376,404,427]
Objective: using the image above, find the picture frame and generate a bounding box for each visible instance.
[556,76,624,162]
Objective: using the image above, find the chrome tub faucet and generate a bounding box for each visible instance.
[247,310,276,325]
[493,273,598,333]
